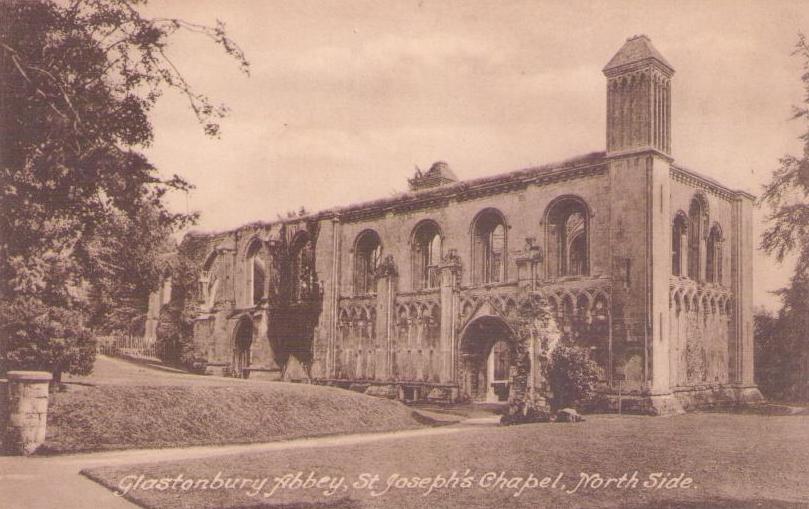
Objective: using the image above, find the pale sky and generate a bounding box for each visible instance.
[140,0,809,310]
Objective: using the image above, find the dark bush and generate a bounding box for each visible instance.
[546,344,600,411]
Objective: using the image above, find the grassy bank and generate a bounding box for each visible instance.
[83,413,809,509]
[43,382,426,454]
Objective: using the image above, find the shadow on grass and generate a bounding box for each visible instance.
[632,497,807,508]
[196,499,361,509]
[698,404,809,416]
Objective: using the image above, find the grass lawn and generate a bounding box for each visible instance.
[82,412,809,509]
[41,357,428,454]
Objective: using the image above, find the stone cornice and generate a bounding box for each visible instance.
[603,59,674,79]
[670,165,755,202]
[336,160,609,224]
[606,147,673,162]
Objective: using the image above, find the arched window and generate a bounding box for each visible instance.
[200,251,220,310]
[290,232,315,301]
[411,221,442,290]
[246,240,266,306]
[672,212,688,276]
[706,224,723,284]
[546,197,589,277]
[472,209,507,284]
[354,230,382,295]
[688,195,708,280]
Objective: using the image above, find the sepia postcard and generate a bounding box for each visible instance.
[1,1,808,508]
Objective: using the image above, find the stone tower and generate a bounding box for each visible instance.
[604,35,679,410]
[604,34,674,156]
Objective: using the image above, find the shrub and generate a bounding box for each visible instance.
[1,297,96,382]
[155,255,200,368]
[155,303,196,367]
[546,344,600,411]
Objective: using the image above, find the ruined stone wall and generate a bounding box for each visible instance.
[670,295,732,387]
[333,171,612,295]
[319,169,612,384]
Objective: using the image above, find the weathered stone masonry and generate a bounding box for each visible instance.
[160,35,762,413]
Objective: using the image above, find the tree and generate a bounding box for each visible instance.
[757,33,809,401]
[760,33,809,274]
[83,203,177,335]
[0,0,248,376]
[1,298,95,383]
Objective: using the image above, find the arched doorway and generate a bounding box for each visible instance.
[233,317,253,378]
[460,316,514,403]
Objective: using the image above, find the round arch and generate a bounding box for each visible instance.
[353,228,383,252]
[541,194,595,224]
[290,230,314,301]
[353,229,383,295]
[459,315,516,403]
[468,207,509,235]
[240,235,265,259]
[469,208,509,285]
[410,219,444,245]
[410,219,443,291]
[543,195,592,278]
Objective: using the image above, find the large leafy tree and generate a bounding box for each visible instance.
[757,33,809,400]
[82,205,177,335]
[0,0,248,376]
[761,33,809,271]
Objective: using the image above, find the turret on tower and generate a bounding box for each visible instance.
[604,35,674,156]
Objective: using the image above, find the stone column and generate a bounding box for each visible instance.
[374,255,398,381]
[5,371,52,456]
[731,194,757,388]
[439,249,462,383]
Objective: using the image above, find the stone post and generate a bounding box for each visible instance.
[438,249,462,383]
[374,255,398,381]
[5,371,52,456]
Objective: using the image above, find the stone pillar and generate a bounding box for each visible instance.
[439,249,462,383]
[328,218,342,378]
[731,194,758,388]
[374,255,398,381]
[4,371,52,456]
